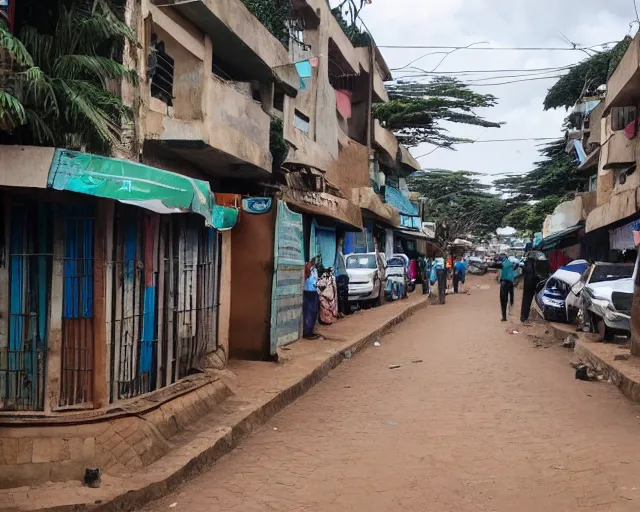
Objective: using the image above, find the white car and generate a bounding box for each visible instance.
[568,262,636,340]
[346,253,386,306]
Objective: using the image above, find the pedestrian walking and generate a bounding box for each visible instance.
[453,256,466,294]
[520,256,540,324]
[492,255,516,321]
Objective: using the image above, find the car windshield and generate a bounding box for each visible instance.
[346,255,377,269]
[590,264,634,284]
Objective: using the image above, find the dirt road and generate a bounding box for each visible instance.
[141,275,640,511]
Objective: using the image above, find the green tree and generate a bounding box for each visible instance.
[493,140,587,233]
[544,37,631,111]
[240,0,292,47]
[408,169,509,247]
[373,77,503,148]
[0,0,136,153]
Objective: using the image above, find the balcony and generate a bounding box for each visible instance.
[145,76,272,177]
[587,170,640,232]
[151,0,296,91]
[601,130,636,170]
[399,145,421,175]
[374,120,398,166]
[605,35,640,112]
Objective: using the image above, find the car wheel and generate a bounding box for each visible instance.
[375,281,384,307]
[595,316,612,342]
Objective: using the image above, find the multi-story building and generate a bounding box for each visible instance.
[0,0,421,488]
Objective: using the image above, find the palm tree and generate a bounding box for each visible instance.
[0,0,137,154]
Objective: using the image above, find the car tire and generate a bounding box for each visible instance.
[595,316,612,342]
[375,281,384,307]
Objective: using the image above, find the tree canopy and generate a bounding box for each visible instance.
[408,169,509,246]
[492,140,588,233]
[543,37,631,111]
[373,77,502,148]
[0,0,136,154]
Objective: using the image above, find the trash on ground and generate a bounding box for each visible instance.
[411,359,423,364]
[387,420,398,426]
[562,334,577,349]
[374,341,381,347]
[169,504,177,509]
[273,427,278,431]
[343,349,353,359]
[509,330,520,335]
[388,364,402,369]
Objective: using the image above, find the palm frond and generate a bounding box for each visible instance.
[25,109,55,143]
[53,55,137,86]
[23,67,59,117]
[0,90,27,129]
[0,23,35,68]
[54,78,127,145]
[19,26,55,73]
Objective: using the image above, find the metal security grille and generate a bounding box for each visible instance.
[109,211,221,402]
[1,199,51,411]
[59,205,95,408]
[110,208,156,401]
[169,217,220,381]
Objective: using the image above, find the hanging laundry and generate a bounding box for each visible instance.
[335,90,353,119]
[295,60,313,90]
[317,269,338,325]
[625,118,638,139]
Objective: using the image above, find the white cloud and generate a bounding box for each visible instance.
[351,0,634,180]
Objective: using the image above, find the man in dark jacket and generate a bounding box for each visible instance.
[520,256,540,324]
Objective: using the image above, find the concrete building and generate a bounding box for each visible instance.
[0,0,424,488]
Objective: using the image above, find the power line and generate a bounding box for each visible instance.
[392,68,573,83]
[378,41,620,50]
[391,65,576,75]
[413,137,560,159]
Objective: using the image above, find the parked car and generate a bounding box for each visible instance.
[346,253,386,307]
[467,257,488,276]
[385,256,409,301]
[536,262,589,323]
[569,262,636,341]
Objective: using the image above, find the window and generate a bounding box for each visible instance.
[294,110,310,133]
[588,174,597,192]
[611,106,636,131]
[149,34,174,106]
[274,90,285,112]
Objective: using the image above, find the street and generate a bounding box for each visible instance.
[141,276,640,512]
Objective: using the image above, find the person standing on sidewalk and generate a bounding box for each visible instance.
[520,256,539,324]
[303,258,320,339]
[430,257,446,304]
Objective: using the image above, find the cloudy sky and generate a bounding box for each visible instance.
[341,0,636,182]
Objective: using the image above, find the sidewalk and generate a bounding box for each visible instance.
[533,305,640,404]
[2,293,429,512]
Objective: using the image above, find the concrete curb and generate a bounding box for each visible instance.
[12,298,429,512]
[574,339,640,403]
[532,306,640,405]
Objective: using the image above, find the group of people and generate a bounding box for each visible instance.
[416,255,468,305]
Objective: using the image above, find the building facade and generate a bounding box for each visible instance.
[0,0,422,487]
